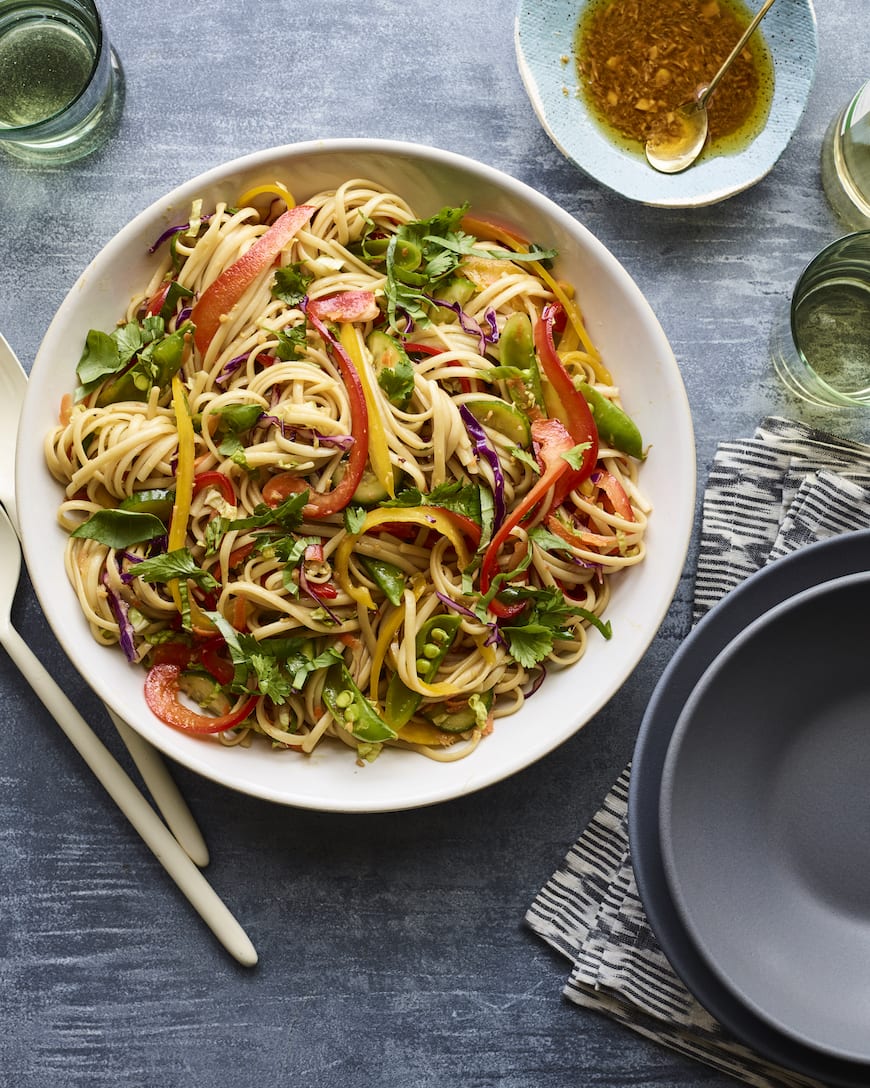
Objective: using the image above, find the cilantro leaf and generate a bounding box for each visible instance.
[247,653,294,703]
[501,622,557,669]
[274,325,308,361]
[561,442,593,471]
[205,610,343,703]
[217,433,251,470]
[512,446,540,474]
[344,505,367,535]
[227,491,308,533]
[383,205,469,328]
[271,263,313,306]
[377,354,415,406]
[132,548,219,591]
[498,584,611,668]
[205,491,309,557]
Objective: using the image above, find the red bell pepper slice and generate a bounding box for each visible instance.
[262,308,369,518]
[533,303,599,482]
[403,342,442,356]
[191,204,316,356]
[307,290,379,322]
[144,662,258,734]
[198,636,236,687]
[193,470,237,506]
[404,341,476,393]
[145,282,171,317]
[592,469,635,522]
[479,417,576,597]
[545,515,623,556]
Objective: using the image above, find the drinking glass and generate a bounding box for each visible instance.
[771,231,870,409]
[0,0,123,163]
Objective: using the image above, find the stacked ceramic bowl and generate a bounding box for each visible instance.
[629,530,870,1086]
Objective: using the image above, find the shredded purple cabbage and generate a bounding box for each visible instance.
[259,414,355,450]
[435,591,476,618]
[459,404,506,530]
[215,353,249,385]
[522,668,547,699]
[425,297,499,354]
[102,572,138,662]
[147,214,212,254]
[315,432,354,450]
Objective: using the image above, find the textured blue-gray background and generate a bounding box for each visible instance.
[0,2,863,1085]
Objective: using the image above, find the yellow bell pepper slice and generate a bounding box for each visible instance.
[168,375,213,632]
[368,575,426,702]
[339,323,395,500]
[168,375,195,614]
[236,181,295,210]
[460,215,612,384]
[336,506,480,613]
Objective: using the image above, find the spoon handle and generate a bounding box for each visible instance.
[705,0,777,101]
[106,707,210,867]
[1,621,257,967]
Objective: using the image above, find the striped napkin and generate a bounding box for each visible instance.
[526,417,870,1088]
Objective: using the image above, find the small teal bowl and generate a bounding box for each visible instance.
[515,0,818,207]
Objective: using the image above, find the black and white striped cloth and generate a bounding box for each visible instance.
[526,417,870,1088]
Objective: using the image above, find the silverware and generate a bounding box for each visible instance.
[0,501,257,965]
[0,331,209,866]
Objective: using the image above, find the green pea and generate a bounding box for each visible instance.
[334,690,353,709]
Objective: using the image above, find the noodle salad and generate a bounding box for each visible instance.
[46,178,649,764]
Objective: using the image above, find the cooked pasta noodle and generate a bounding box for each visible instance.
[46,178,649,763]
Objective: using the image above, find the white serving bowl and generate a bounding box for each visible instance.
[16,139,695,811]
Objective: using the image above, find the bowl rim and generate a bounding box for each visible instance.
[16,138,696,811]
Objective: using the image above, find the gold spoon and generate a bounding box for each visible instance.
[645,0,776,174]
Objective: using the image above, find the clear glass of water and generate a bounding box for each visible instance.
[772,231,870,409]
[0,0,123,163]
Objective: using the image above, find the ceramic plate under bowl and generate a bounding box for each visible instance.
[515,0,818,207]
[16,138,694,813]
[631,529,870,1087]
[660,570,870,1064]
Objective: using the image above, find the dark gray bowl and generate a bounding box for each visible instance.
[659,570,870,1064]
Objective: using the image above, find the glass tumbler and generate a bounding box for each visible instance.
[0,0,124,163]
[772,232,870,409]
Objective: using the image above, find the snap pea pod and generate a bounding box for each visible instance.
[499,312,545,412]
[384,613,462,728]
[358,556,406,607]
[322,664,397,744]
[578,381,644,460]
[424,689,494,734]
